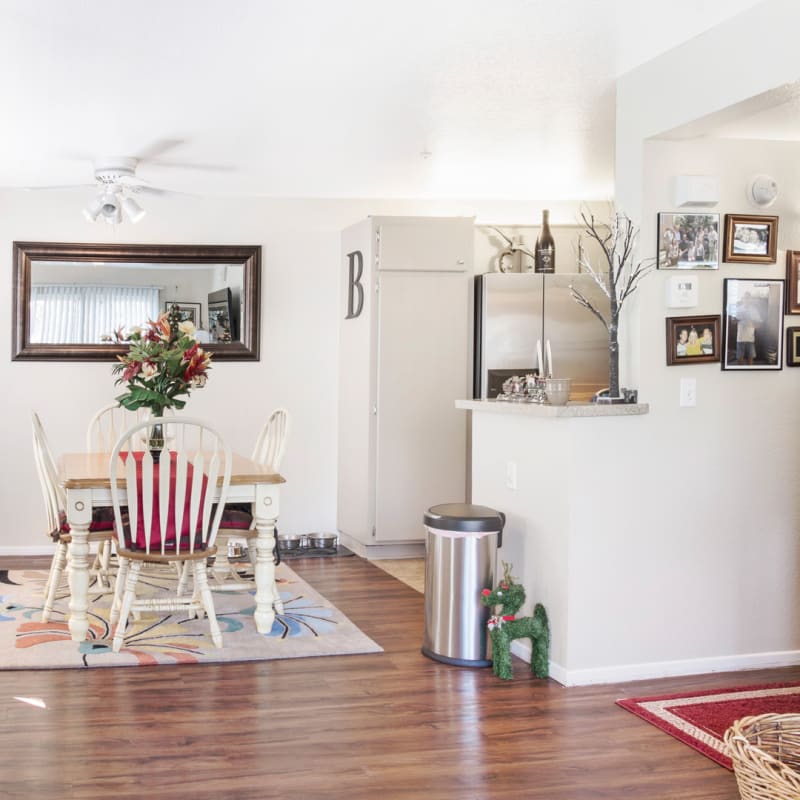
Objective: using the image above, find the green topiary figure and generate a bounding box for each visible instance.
[480,562,550,681]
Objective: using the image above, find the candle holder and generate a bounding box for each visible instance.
[544,377,571,406]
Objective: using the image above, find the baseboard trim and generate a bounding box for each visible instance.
[509,640,800,687]
[0,546,55,556]
[336,532,425,560]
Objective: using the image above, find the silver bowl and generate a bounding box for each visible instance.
[277,534,304,551]
[307,534,337,549]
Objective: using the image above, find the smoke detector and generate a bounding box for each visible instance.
[747,174,778,208]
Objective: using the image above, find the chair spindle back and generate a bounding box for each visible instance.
[110,418,231,557]
[251,408,290,472]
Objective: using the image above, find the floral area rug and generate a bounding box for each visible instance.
[0,564,382,668]
[616,682,800,769]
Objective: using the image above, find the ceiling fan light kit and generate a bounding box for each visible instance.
[121,194,146,223]
[84,182,145,225]
[78,156,152,224]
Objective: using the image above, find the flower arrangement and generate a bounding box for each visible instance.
[112,308,211,415]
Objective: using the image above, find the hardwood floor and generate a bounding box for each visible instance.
[1,554,797,799]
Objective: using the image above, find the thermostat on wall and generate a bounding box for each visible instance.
[666,275,698,308]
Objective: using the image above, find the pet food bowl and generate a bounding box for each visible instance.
[227,541,247,559]
[277,534,304,551]
[307,533,338,549]
[545,377,571,406]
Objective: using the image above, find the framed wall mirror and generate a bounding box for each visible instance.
[12,242,260,361]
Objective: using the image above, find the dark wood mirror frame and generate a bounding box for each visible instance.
[12,241,261,361]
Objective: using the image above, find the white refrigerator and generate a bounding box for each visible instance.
[337,216,474,552]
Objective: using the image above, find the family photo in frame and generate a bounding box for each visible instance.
[657,213,719,269]
[722,278,784,370]
[723,214,778,263]
[665,315,721,366]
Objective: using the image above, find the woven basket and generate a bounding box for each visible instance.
[724,714,800,800]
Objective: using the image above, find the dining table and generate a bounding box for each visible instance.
[57,450,285,643]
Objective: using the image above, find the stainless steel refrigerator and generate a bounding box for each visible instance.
[473,272,610,401]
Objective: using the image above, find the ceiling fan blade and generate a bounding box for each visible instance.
[129,185,197,197]
[134,139,185,163]
[130,185,166,196]
[148,159,235,173]
[117,174,151,187]
[24,183,95,191]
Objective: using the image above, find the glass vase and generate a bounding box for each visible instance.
[148,422,165,464]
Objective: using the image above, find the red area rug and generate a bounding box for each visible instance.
[616,682,800,769]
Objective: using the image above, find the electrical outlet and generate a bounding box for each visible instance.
[506,461,517,490]
[679,377,697,407]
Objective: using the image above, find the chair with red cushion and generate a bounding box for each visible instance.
[108,417,231,652]
[31,413,115,623]
[214,408,289,597]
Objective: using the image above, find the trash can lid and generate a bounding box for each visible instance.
[424,503,505,532]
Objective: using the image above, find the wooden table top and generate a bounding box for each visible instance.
[58,452,285,490]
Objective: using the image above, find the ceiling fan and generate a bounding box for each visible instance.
[29,140,224,224]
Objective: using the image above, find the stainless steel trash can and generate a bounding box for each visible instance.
[422,503,504,667]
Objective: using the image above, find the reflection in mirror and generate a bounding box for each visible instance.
[13,243,260,361]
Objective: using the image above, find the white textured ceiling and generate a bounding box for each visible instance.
[0,0,766,200]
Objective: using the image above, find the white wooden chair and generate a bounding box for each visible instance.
[108,417,231,652]
[251,407,290,475]
[88,403,183,584]
[32,413,115,623]
[214,408,290,597]
[86,403,175,452]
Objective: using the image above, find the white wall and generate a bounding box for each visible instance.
[464,1,800,683]
[1,189,604,552]
[469,136,800,683]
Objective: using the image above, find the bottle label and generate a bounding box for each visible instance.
[535,250,554,273]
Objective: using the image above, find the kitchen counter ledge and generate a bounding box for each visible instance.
[455,399,650,417]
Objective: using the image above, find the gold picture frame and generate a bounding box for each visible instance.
[723,214,778,264]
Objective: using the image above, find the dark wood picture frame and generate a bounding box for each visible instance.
[722,277,784,371]
[723,214,778,263]
[657,212,719,269]
[163,301,201,325]
[665,315,721,365]
[785,250,800,314]
[786,327,800,367]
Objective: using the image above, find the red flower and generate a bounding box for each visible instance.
[122,360,141,381]
[183,345,208,382]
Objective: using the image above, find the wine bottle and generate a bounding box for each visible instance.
[535,209,555,273]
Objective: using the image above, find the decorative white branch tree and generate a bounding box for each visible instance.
[570,210,654,399]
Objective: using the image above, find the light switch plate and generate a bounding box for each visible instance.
[506,461,517,490]
[680,377,697,407]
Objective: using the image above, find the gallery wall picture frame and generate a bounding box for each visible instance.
[785,251,800,314]
[657,212,720,269]
[665,314,721,366]
[786,327,800,367]
[163,301,201,325]
[722,277,784,371]
[723,214,778,263]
